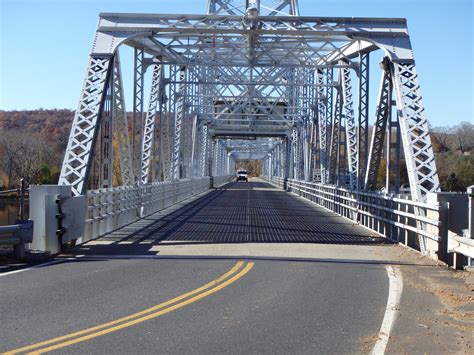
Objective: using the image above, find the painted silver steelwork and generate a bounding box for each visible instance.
[59,0,439,211]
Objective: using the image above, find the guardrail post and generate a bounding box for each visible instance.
[437,201,449,265]
[18,178,26,220]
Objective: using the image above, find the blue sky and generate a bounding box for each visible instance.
[0,0,472,127]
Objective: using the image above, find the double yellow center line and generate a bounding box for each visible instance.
[4,261,254,354]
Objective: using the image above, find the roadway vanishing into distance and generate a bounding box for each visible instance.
[1,181,471,354]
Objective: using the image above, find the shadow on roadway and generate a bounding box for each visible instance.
[65,181,392,258]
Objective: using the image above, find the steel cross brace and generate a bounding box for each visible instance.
[99,72,113,189]
[59,56,114,196]
[111,54,134,187]
[365,61,392,190]
[141,63,163,185]
[391,62,440,200]
[316,69,328,184]
[328,87,342,185]
[172,66,187,180]
[358,52,369,182]
[339,62,358,190]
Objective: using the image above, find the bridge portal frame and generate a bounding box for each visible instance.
[59,0,439,207]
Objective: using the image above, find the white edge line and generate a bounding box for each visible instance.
[371,265,403,355]
[0,257,82,277]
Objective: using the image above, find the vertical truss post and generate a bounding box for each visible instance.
[392,61,441,253]
[172,65,187,180]
[391,62,440,199]
[132,48,145,183]
[140,63,163,185]
[303,120,310,181]
[153,74,167,182]
[208,136,213,177]
[298,126,304,181]
[190,115,198,178]
[358,52,370,183]
[274,144,283,177]
[393,118,401,193]
[365,59,392,190]
[291,127,298,179]
[328,89,341,185]
[216,141,221,175]
[99,75,113,189]
[279,143,284,178]
[386,107,401,193]
[340,63,358,190]
[199,124,209,177]
[284,136,291,184]
[301,68,313,181]
[212,140,218,176]
[112,53,134,186]
[218,142,223,176]
[220,143,226,176]
[59,56,114,196]
[325,67,334,183]
[308,69,318,181]
[316,69,327,183]
[162,67,174,182]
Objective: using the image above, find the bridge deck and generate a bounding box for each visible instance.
[73,180,386,256]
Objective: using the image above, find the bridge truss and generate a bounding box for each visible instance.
[59,0,440,203]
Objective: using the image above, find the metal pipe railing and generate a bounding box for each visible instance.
[83,175,232,242]
[261,175,445,257]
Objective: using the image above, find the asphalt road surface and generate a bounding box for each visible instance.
[1,256,389,354]
[0,181,417,353]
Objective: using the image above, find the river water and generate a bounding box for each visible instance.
[0,199,29,225]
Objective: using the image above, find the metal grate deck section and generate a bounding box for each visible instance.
[99,181,384,245]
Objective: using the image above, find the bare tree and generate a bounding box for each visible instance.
[451,122,474,153]
[0,133,61,187]
[0,135,22,188]
[431,126,451,152]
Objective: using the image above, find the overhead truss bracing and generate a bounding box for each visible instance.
[59,0,440,204]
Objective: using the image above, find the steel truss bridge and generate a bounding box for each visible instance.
[49,0,465,259]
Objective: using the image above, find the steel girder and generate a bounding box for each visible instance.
[340,63,358,190]
[93,14,414,67]
[111,54,134,187]
[391,62,440,199]
[208,0,299,16]
[328,88,342,185]
[365,62,392,190]
[132,48,145,182]
[199,124,209,177]
[59,56,113,196]
[58,0,440,204]
[98,76,113,189]
[316,69,327,184]
[357,52,369,181]
[189,115,199,178]
[172,66,187,180]
[140,63,163,185]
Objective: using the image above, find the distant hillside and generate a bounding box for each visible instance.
[0,110,472,191]
[0,109,74,138]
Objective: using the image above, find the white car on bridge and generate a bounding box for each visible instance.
[236,169,248,182]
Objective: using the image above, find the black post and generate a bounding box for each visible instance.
[18,178,26,221]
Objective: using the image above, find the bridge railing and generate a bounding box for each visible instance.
[84,178,205,242]
[83,176,233,243]
[263,175,447,260]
